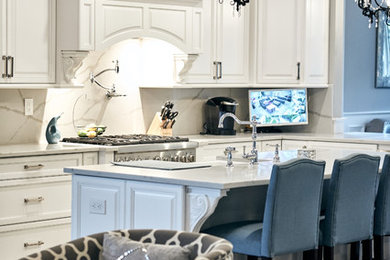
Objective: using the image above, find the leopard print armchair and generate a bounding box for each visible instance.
[19,229,233,260]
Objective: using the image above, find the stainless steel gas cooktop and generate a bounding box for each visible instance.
[61,134,189,146]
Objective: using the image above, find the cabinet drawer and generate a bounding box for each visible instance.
[0,153,83,179]
[196,142,253,162]
[261,140,282,152]
[0,218,71,260]
[0,176,71,226]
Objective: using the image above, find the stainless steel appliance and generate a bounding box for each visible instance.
[62,134,198,163]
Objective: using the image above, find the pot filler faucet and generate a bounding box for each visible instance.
[218,113,259,165]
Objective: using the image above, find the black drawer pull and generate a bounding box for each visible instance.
[24,241,44,247]
[24,164,44,170]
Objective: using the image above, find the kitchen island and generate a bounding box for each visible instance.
[65,149,386,239]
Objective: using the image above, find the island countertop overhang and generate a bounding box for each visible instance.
[64,162,275,190]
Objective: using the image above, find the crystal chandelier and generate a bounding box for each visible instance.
[218,0,250,12]
[355,0,390,28]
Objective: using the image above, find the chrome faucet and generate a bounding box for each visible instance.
[218,113,259,165]
[224,146,236,167]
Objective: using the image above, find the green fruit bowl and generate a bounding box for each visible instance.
[76,125,107,138]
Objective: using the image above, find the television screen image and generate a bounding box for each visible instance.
[249,89,308,127]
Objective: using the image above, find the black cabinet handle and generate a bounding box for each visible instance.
[213,61,218,80]
[8,56,14,78]
[218,62,222,79]
[297,62,301,80]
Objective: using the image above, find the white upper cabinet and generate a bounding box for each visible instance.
[0,0,55,84]
[180,0,250,84]
[256,0,303,84]
[57,0,95,51]
[95,0,202,53]
[303,0,329,84]
[255,0,329,86]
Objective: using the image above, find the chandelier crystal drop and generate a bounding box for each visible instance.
[218,0,250,12]
[355,0,390,28]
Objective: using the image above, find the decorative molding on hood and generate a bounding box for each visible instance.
[61,50,89,84]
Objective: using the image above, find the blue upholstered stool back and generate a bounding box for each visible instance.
[374,154,390,236]
[261,158,325,257]
[322,154,380,247]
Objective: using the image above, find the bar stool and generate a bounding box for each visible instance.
[203,158,325,260]
[320,154,380,260]
[374,154,390,260]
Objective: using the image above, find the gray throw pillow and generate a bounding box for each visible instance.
[101,233,192,260]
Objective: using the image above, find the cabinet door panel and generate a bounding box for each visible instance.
[0,176,71,226]
[72,176,125,239]
[256,0,301,83]
[303,0,329,84]
[178,0,216,83]
[5,0,55,83]
[0,0,5,58]
[79,0,95,50]
[0,219,70,260]
[126,181,184,230]
[217,3,249,84]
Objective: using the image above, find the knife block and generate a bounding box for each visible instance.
[147,112,173,136]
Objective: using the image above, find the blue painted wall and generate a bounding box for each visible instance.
[344,0,390,113]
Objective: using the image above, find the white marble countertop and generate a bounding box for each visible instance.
[0,143,107,158]
[188,132,390,146]
[2,132,390,158]
[65,149,387,190]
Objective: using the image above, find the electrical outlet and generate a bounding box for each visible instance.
[89,199,106,215]
[24,99,33,116]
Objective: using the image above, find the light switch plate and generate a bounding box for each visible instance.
[24,99,33,116]
[89,199,106,215]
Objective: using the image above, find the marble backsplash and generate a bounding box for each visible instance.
[0,39,334,145]
[0,87,250,145]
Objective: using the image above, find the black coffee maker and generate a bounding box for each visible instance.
[204,97,238,135]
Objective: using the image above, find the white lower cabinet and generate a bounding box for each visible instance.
[261,140,282,152]
[126,181,184,230]
[72,175,184,239]
[196,142,253,162]
[72,176,126,239]
[282,140,378,151]
[0,218,71,260]
[0,176,71,226]
[0,150,98,259]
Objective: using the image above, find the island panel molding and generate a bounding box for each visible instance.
[186,187,227,232]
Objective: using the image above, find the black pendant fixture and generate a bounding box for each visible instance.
[355,0,390,28]
[218,0,250,12]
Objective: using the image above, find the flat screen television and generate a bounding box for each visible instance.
[249,88,308,127]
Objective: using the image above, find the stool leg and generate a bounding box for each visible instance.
[374,235,384,260]
[317,246,323,260]
[362,239,372,260]
[303,249,318,260]
[324,246,334,260]
[350,241,360,260]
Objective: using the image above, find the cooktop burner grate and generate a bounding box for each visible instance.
[61,134,189,146]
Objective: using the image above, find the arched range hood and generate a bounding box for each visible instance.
[57,0,203,84]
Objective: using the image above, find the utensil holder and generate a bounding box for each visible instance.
[147,112,173,136]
